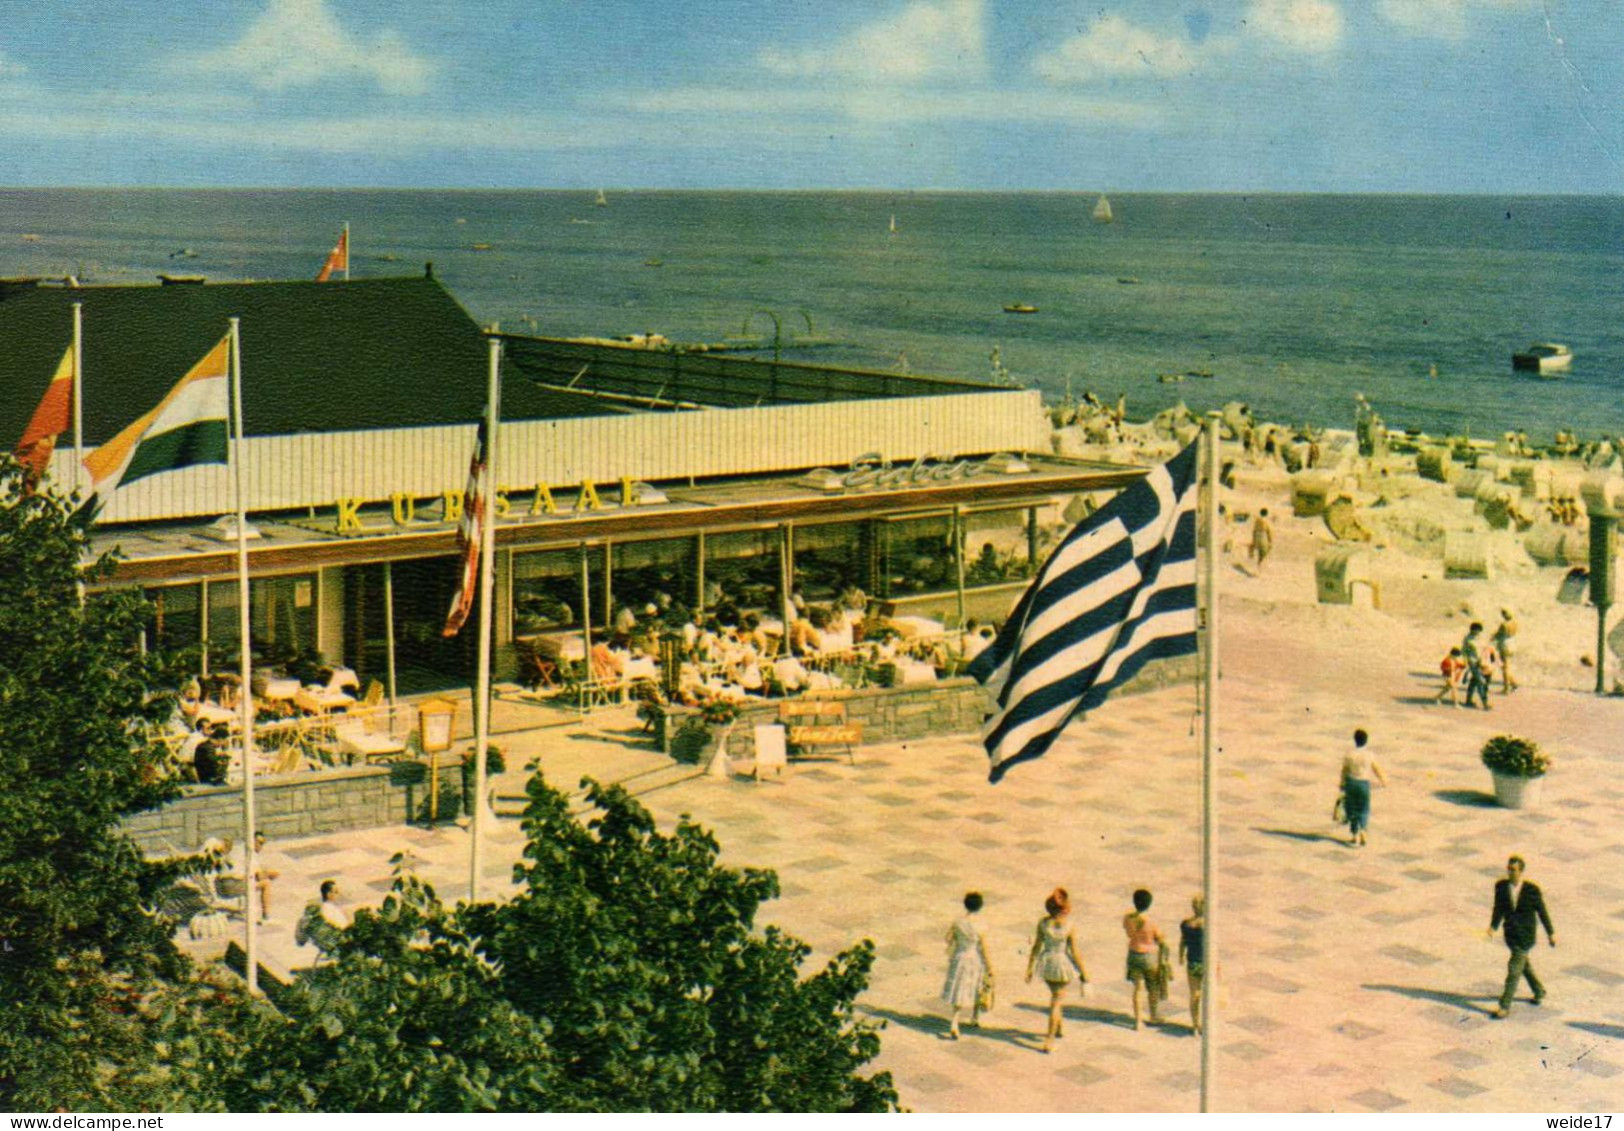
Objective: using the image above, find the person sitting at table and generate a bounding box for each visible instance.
[789,613,823,657]
[735,653,765,694]
[193,725,231,786]
[178,677,204,723]
[959,619,993,662]
[613,602,639,638]
[818,607,854,654]
[741,613,770,655]
[589,640,625,684]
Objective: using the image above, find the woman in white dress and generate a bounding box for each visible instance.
[1026,887,1087,1053]
[942,892,991,1039]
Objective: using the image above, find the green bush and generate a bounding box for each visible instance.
[1480,734,1550,778]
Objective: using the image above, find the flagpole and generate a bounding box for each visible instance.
[343,221,351,282]
[469,336,501,903]
[1200,411,1221,1112]
[71,302,83,495]
[230,317,259,996]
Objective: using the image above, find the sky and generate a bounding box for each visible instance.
[1,0,1620,191]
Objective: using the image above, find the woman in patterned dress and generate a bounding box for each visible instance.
[1026,887,1087,1053]
[942,891,991,1039]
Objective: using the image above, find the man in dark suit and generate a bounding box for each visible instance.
[1488,854,1556,1018]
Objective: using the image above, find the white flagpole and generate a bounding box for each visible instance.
[230,317,259,996]
[468,336,501,902]
[71,302,83,495]
[1200,411,1221,1112]
[343,221,351,282]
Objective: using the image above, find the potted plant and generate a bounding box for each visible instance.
[1480,734,1550,809]
[672,698,741,765]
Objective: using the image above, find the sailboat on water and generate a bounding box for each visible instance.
[888,213,897,236]
[594,188,609,208]
[1092,194,1114,224]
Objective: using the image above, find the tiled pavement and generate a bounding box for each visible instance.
[207,606,1624,1113]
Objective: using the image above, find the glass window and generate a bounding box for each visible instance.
[964,508,1039,587]
[144,583,201,656]
[793,521,871,605]
[702,529,782,621]
[882,514,956,597]
[611,537,697,617]
[512,549,594,635]
[206,574,318,668]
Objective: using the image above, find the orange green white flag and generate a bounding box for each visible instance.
[13,344,74,486]
[80,335,230,521]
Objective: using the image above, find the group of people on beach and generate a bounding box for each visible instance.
[1435,609,1518,709]
[942,887,1204,1052]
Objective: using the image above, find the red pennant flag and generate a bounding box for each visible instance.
[315,227,349,282]
[14,345,74,487]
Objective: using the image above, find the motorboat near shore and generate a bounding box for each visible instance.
[1512,342,1571,376]
[1003,303,1038,314]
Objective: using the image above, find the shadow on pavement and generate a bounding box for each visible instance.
[1569,1021,1624,1040]
[859,1005,1036,1049]
[1392,695,1446,707]
[1011,999,1144,1031]
[1254,827,1350,846]
[1363,982,1498,1016]
[1433,789,1498,808]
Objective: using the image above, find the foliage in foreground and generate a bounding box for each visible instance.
[0,459,208,1109]
[213,778,896,1112]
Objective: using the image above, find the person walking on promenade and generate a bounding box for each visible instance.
[1435,647,1467,707]
[942,892,992,1039]
[1493,608,1520,693]
[1488,855,1555,1018]
[1179,895,1205,1034]
[1338,728,1387,847]
[1123,889,1170,1030]
[1026,888,1087,1053]
[1248,508,1274,573]
[1462,622,1492,710]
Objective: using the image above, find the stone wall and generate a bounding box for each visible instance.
[122,760,465,854]
[656,655,1199,762]
[657,679,989,761]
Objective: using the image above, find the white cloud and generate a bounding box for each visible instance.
[615,84,1162,129]
[1032,15,1235,82]
[1247,0,1344,53]
[1376,0,1524,39]
[183,0,434,95]
[759,0,986,81]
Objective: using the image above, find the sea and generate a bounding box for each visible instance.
[4,188,1621,441]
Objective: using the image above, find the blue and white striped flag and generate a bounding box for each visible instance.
[969,440,1201,782]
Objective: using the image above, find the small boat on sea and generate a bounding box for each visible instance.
[1511,342,1571,376]
[470,242,494,252]
[1003,303,1038,314]
[1092,195,1114,224]
[594,189,609,208]
[888,214,898,236]
[1117,276,1140,285]
[643,258,663,267]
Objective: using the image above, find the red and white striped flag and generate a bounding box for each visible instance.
[442,420,487,637]
[314,227,348,282]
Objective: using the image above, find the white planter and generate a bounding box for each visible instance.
[1491,771,1544,810]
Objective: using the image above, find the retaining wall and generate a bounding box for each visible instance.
[123,760,464,854]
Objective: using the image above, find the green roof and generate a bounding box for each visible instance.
[0,275,487,445]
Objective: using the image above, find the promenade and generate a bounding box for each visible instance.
[221,580,1624,1112]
